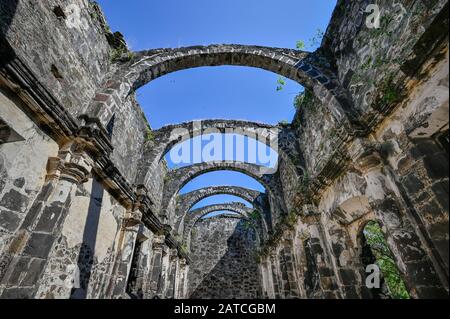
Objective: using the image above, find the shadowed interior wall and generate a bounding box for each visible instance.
[188,218,261,299]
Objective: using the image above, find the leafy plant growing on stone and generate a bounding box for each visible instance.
[294,89,314,111]
[249,210,261,221]
[146,127,155,142]
[276,76,287,91]
[278,120,290,127]
[364,221,410,299]
[296,40,306,50]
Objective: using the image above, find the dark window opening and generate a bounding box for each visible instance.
[106,114,115,138]
[436,129,449,154]
[126,239,144,299]
[53,6,66,19]
[51,64,64,80]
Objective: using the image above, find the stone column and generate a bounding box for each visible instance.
[126,225,152,299]
[322,214,363,299]
[104,209,141,299]
[164,250,179,299]
[279,236,301,299]
[175,258,188,299]
[259,258,275,299]
[0,140,93,298]
[301,207,340,299]
[269,251,282,299]
[144,234,166,299]
[350,139,448,298]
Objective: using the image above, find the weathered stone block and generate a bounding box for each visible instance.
[23,233,55,259]
[13,177,25,188]
[0,210,21,232]
[34,204,64,233]
[0,189,28,212]
[431,181,449,211]
[402,174,425,195]
[339,269,357,286]
[423,153,449,179]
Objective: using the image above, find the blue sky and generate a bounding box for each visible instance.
[98,0,336,214]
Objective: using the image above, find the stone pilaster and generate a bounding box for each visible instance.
[300,206,340,299]
[175,258,188,299]
[259,258,276,299]
[104,208,142,299]
[144,234,166,299]
[164,250,179,299]
[269,251,282,299]
[279,236,301,298]
[0,140,93,298]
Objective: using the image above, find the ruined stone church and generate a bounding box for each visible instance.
[0,0,448,299]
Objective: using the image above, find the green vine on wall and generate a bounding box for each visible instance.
[364,221,410,299]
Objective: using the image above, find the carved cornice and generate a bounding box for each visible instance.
[46,140,93,184]
[152,234,166,250]
[134,185,154,212]
[1,59,78,140]
[122,209,143,228]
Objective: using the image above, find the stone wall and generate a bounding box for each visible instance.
[1,0,111,119]
[188,217,261,299]
[0,85,59,283]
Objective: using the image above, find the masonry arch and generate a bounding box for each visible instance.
[87,44,356,129]
[174,185,269,241]
[160,161,286,224]
[183,202,264,251]
[135,119,304,187]
[177,186,262,216]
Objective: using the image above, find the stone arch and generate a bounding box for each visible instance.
[327,193,415,299]
[87,45,356,130]
[174,186,270,244]
[174,186,262,230]
[326,195,375,298]
[160,161,286,223]
[177,186,263,216]
[135,119,304,186]
[183,202,262,250]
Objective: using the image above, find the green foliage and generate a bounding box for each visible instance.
[278,120,290,127]
[163,174,170,183]
[276,76,287,91]
[286,211,298,228]
[146,127,155,142]
[294,89,314,111]
[369,15,394,38]
[382,85,401,105]
[242,220,254,230]
[110,47,133,62]
[249,210,261,221]
[295,28,324,51]
[296,40,306,50]
[309,28,325,48]
[298,172,310,193]
[364,221,410,299]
